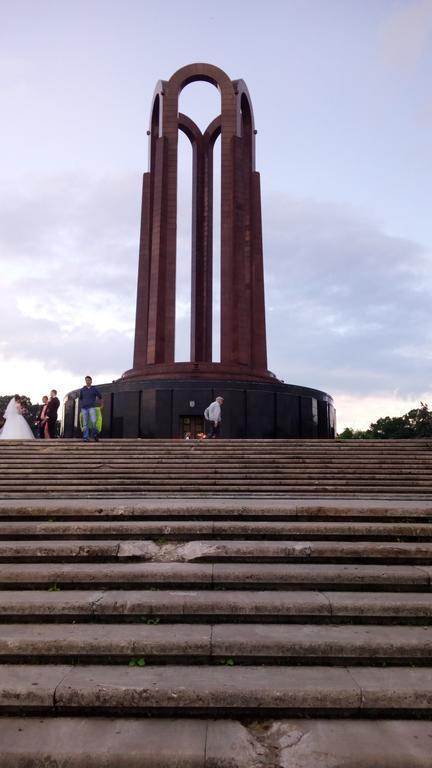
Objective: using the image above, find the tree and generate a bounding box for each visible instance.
[339,402,432,439]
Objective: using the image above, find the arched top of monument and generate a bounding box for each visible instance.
[168,63,235,95]
[147,65,256,144]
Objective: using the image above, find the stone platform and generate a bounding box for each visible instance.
[62,377,335,439]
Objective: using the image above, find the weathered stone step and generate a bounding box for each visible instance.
[2,475,432,487]
[1,498,431,521]
[1,716,431,768]
[0,562,429,590]
[0,717,262,768]
[1,538,431,564]
[2,663,432,715]
[1,483,432,498]
[2,519,431,540]
[4,455,430,468]
[0,623,431,664]
[3,456,431,469]
[2,589,431,623]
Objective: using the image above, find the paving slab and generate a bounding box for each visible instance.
[326,591,432,618]
[0,624,211,658]
[212,624,432,660]
[0,520,216,537]
[0,498,431,519]
[0,541,121,559]
[0,590,105,616]
[212,563,429,587]
[94,589,331,618]
[169,540,432,561]
[0,562,213,586]
[206,720,264,768]
[0,717,208,767]
[254,718,432,768]
[0,665,71,709]
[211,520,432,538]
[349,666,432,710]
[3,519,432,539]
[55,665,360,712]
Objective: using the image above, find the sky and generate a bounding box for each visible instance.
[0,0,431,431]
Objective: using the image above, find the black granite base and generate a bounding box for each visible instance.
[62,378,335,439]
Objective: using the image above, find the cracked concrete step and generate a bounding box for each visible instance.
[3,460,432,470]
[1,590,432,623]
[3,469,432,479]
[248,718,432,768]
[0,562,430,589]
[2,664,432,715]
[1,717,431,768]
[1,499,431,520]
[0,717,261,768]
[0,471,432,486]
[1,519,432,540]
[1,538,432,563]
[0,623,431,663]
[2,487,432,499]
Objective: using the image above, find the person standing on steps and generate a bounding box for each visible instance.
[79,376,103,442]
[36,395,49,438]
[204,396,224,438]
[45,389,60,439]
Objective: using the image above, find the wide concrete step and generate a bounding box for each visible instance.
[1,589,431,623]
[0,562,430,589]
[2,717,432,768]
[1,499,431,520]
[0,623,431,664]
[3,458,432,468]
[1,538,431,563]
[2,663,432,715]
[1,439,431,498]
[1,519,431,540]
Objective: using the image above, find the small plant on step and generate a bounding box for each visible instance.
[218,657,235,666]
[140,616,160,625]
[47,584,61,592]
[128,657,146,667]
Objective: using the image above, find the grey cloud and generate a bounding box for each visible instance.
[263,194,432,397]
[1,177,431,401]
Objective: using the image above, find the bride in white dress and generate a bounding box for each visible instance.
[0,396,35,440]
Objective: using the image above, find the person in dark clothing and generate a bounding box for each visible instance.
[36,395,49,438]
[79,376,103,442]
[46,389,60,439]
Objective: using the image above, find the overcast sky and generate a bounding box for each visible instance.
[1,0,431,430]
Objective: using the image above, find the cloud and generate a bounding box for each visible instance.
[0,174,138,379]
[1,175,431,430]
[263,193,432,398]
[379,0,432,72]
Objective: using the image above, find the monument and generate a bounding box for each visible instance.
[63,63,335,439]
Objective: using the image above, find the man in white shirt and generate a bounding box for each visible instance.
[204,396,224,438]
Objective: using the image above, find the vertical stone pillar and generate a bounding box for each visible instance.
[127,63,269,380]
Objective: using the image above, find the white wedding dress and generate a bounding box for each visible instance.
[0,398,35,440]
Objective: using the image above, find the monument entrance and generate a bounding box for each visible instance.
[64,63,335,438]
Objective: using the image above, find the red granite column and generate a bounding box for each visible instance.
[126,64,270,382]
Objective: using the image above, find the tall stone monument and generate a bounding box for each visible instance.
[63,63,335,439]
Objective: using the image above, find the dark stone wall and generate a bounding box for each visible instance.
[63,378,335,440]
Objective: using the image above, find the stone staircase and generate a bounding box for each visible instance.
[0,438,432,497]
[0,440,432,765]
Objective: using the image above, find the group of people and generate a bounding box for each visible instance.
[0,390,60,441]
[0,382,223,441]
[35,390,60,439]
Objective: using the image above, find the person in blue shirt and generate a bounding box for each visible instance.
[79,375,103,442]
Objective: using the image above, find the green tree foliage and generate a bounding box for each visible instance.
[339,402,432,439]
